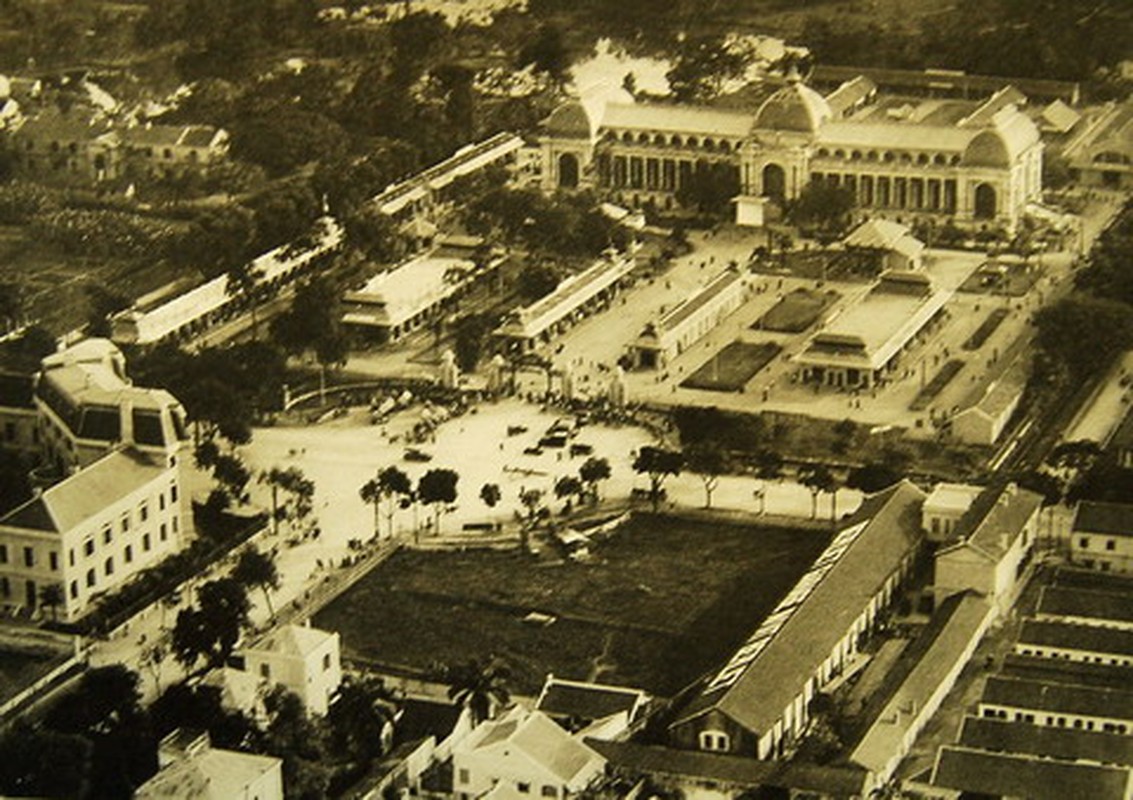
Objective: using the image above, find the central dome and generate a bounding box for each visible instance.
[753,81,831,133]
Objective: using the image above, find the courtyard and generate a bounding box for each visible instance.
[314,512,832,695]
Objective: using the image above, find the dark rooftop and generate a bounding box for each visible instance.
[586,739,869,796]
[1018,619,1133,658]
[1053,566,1133,595]
[1073,502,1133,538]
[959,715,1133,766]
[1037,585,1133,626]
[982,675,1133,721]
[1001,653,1133,692]
[393,698,462,748]
[932,745,1130,800]
[537,679,643,722]
[0,372,35,409]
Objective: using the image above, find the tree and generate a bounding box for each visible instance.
[666,34,751,101]
[676,161,741,216]
[445,658,510,725]
[0,722,92,800]
[172,578,251,671]
[225,257,267,341]
[554,475,584,508]
[38,582,64,622]
[212,452,252,505]
[179,204,258,278]
[798,464,838,520]
[359,476,384,539]
[261,686,331,798]
[578,456,611,502]
[452,313,495,373]
[1034,296,1133,383]
[377,466,412,537]
[480,483,502,508]
[755,448,784,480]
[516,263,560,302]
[517,25,570,84]
[150,683,256,751]
[686,444,728,509]
[787,181,856,236]
[845,463,902,494]
[228,108,350,177]
[418,468,459,535]
[343,205,404,264]
[632,446,683,512]
[233,549,281,619]
[326,675,396,766]
[259,466,315,535]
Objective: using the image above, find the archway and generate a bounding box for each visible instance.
[558,153,580,188]
[762,163,786,201]
[974,183,997,220]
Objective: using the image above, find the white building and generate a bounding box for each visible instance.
[239,623,342,716]
[1070,502,1133,574]
[949,350,1029,446]
[453,706,606,800]
[629,267,751,370]
[922,482,984,542]
[137,729,283,800]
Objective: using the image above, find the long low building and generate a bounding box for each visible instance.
[110,217,342,346]
[958,715,1133,767]
[980,675,1133,732]
[1015,619,1133,666]
[342,245,504,343]
[492,251,635,354]
[931,745,1131,800]
[1036,585,1133,630]
[795,271,952,390]
[1070,501,1133,574]
[629,267,751,369]
[669,481,926,760]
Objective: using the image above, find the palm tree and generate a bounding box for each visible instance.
[38,583,64,622]
[445,658,511,726]
[360,477,383,538]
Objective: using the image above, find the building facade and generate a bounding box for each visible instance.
[541,75,1043,233]
[239,623,342,717]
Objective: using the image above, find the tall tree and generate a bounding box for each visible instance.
[417,468,459,535]
[798,464,838,520]
[578,456,612,502]
[632,446,683,512]
[326,675,396,766]
[233,549,281,619]
[0,722,92,800]
[686,444,728,509]
[480,483,502,508]
[171,578,251,671]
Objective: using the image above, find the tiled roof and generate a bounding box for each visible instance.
[1037,585,1133,626]
[1110,406,1133,450]
[982,675,1133,721]
[672,481,926,737]
[247,623,334,659]
[825,76,876,116]
[512,711,602,784]
[587,739,868,796]
[601,102,753,139]
[0,447,167,534]
[932,745,1131,800]
[537,678,643,721]
[1001,653,1133,692]
[959,715,1133,766]
[1073,502,1133,538]
[1018,619,1133,658]
[137,746,280,799]
[393,699,463,747]
[943,482,1043,561]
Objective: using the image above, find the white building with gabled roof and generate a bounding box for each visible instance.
[137,729,282,800]
[239,623,342,716]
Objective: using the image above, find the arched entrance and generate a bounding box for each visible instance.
[762,163,786,201]
[558,153,580,188]
[973,183,997,220]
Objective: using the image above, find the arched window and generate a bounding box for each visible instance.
[850,150,862,160]
[866,151,879,161]
[900,153,913,163]
[621,131,633,143]
[670,135,683,146]
[916,153,929,165]
[719,141,732,153]
[817,148,830,158]
[557,153,580,188]
[654,133,666,145]
[687,136,699,147]
[834,149,846,159]
[883,151,895,162]
[704,138,716,150]
[974,183,997,219]
[637,132,650,144]
[933,153,947,165]
[762,163,786,201]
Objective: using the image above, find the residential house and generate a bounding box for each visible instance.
[949,350,1029,445]
[452,706,606,800]
[11,109,121,181]
[1110,406,1133,469]
[239,623,342,716]
[669,481,926,760]
[933,482,1042,615]
[841,219,925,272]
[123,124,229,178]
[1071,502,1133,573]
[0,373,38,455]
[535,675,648,740]
[921,482,983,543]
[958,714,1133,767]
[136,729,283,800]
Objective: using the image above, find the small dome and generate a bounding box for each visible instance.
[754,82,831,133]
[963,112,1039,168]
[544,101,593,139]
[963,130,1011,167]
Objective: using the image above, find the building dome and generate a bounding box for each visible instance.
[544,101,594,140]
[962,110,1040,168]
[753,81,831,133]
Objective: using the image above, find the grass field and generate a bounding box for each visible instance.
[0,646,69,706]
[755,289,840,333]
[315,513,830,695]
[681,341,782,392]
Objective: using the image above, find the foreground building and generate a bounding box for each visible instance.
[238,623,342,717]
[137,729,283,800]
[0,339,187,621]
[669,481,926,759]
[542,73,1044,233]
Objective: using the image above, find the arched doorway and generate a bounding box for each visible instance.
[762,163,786,201]
[974,183,997,219]
[558,153,580,188]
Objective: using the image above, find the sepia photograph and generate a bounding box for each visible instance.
[0,0,1130,797]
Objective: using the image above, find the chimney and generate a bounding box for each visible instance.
[120,398,134,446]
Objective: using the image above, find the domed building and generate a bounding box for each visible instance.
[540,75,1043,232]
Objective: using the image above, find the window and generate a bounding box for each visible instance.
[83,539,94,557]
[172,517,179,533]
[699,731,730,751]
[69,581,77,599]
[49,552,58,571]
[124,545,133,564]
[86,569,96,588]
[542,787,557,798]
[143,533,151,552]
[102,526,112,544]
[160,523,167,542]
[1079,537,1089,549]
[69,549,75,567]
[139,503,148,522]
[0,577,8,598]
[121,514,130,533]
[0,544,7,564]
[159,494,166,511]
[105,557,114,576]
[517,783,530,794]
[1107,539,1116,551]
[458,769,470,785]
[23,547,33,568]
[323,653,332,671]
[260,663,271,679]
[170,484,178,503]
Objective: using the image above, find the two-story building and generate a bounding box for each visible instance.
[238,623,342,717]
[1070,502,1133,573]
[137,729,283,800]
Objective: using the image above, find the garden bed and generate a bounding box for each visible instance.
[754,289,839,333]
[963,308,1009,351]
[681,342,782,392]
[910,359,966,411]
